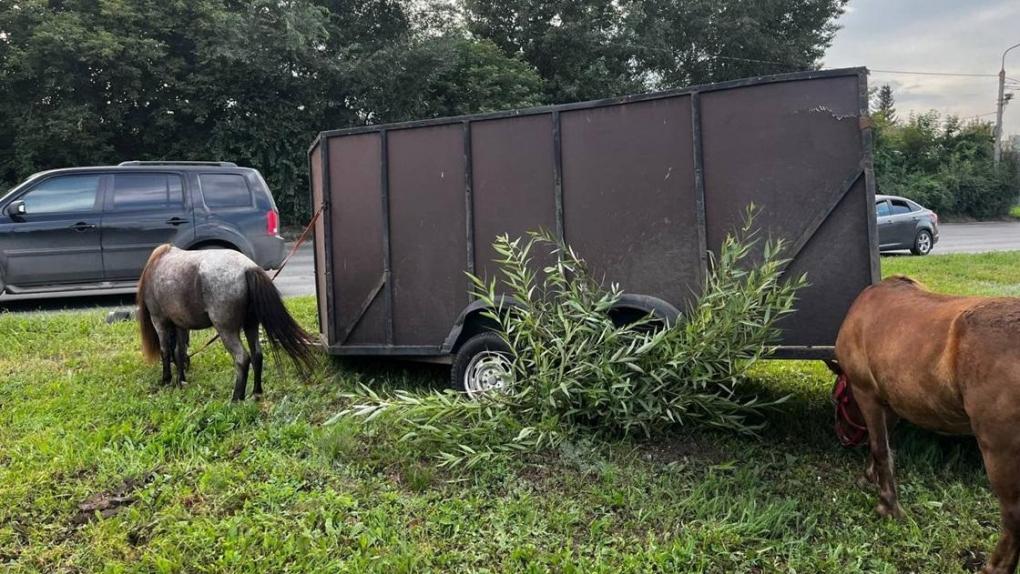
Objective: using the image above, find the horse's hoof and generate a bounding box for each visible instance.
[876,502,904,519]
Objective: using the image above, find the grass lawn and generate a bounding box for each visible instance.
[1,253,1016,573]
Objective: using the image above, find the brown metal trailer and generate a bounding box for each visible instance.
[308,67,879,375]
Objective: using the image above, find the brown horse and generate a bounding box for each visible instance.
[138,244,316,400]
[835,276,1020,574]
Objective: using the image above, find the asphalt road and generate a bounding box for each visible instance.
[929,221,1020,254]
[2,222,1019,313]
[0,242,315,314]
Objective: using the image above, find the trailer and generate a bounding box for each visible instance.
[308,67,879,388]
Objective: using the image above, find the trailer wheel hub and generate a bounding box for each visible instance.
[464,350,513,398]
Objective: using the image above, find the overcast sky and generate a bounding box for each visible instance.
[824,0,1020,137]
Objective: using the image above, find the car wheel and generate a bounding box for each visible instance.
[450,332,514,399]
[911,229,933,256]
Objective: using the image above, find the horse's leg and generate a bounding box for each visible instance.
[977,435,1020,574]
[855,387,903,518]
[220,329,250,401]
[174,327,189,387]
[244,320,263,398]
[861,410,900,487]
[180,329,191,372]
[153,321,175,387]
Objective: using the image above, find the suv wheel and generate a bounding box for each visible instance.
[450,332,514,398]
[911,229,933,256]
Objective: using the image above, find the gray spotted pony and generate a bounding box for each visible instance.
[137,244,316,400]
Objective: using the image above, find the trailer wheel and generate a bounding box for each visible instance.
[451,332,514,398]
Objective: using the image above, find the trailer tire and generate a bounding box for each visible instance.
[450,332,514,399]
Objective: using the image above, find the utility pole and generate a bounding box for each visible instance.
[995,42,1020,164]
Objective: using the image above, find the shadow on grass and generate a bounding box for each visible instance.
[741,364,986,486]
[327,356,449,393]
[0,292,135,314]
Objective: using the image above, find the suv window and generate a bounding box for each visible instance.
[112,173,183,209]
[21,175,101,214]
[200,173,251,208]
[876,200,891,217]
[890,200,913,215]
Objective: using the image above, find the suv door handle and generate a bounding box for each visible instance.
[165,217,187,226]
[70,222,96,232]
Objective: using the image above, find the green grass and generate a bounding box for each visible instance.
[1009,205,1020,220]
[2,253,1018,572]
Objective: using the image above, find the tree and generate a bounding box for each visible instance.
[873,84,896,123]
[464,0,848,103]
[872,107,1019,218]
[349,35,545,123]
[0,0,544,221]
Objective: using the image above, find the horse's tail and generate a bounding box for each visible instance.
[138,244,173,363]
[245,267,318,376]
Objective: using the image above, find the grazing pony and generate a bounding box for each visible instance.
[835,276,1020,574]
[138,244,316,400]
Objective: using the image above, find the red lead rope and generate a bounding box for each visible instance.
[831,373,869,447]
[187,203,326,359]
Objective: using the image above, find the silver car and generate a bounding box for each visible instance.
[876,194,939,255]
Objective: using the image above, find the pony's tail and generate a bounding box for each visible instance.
[245,267,318,377]
[138,244,173,363]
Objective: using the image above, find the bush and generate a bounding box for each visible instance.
[873,110,1020,219]
[326,209,806,467]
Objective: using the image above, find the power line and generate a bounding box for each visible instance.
[868,69,998,78]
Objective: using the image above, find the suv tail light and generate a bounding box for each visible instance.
[931,211,938,226]
[266,210,279,236]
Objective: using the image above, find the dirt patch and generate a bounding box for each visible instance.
[638,434,728,467]
[71,473,155,526]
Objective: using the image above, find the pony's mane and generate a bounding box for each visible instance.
[885,275,928,291]
[138,244,174,362]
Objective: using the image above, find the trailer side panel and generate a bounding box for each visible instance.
[388,125,468,347]
[470,114,558,283]
[560,96,702,307]
[700,75,869,347]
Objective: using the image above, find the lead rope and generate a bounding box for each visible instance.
[831,374,869,447]
[187,203,326,359]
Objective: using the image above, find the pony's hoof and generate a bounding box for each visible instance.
[876,502,904,519]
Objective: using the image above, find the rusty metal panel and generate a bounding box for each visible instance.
[470,114,557,282]
[387,125,467,346]
[327,133,387,346]
[308,139,328,339]
[560,97,701,307]
[700,75,869,347]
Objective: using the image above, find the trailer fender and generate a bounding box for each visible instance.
[441,297,525,354]
[609,294,681,328]
[442,294,681,354]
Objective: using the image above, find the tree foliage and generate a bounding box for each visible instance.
[0,0,847,223]
[330,212,805,467]
[467,0,848,102]
[872,84,896,123]
[872,89,1019,219]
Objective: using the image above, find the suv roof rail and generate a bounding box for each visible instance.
[118,160,239,167]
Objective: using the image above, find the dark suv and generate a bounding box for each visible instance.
[0,161,285,295]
